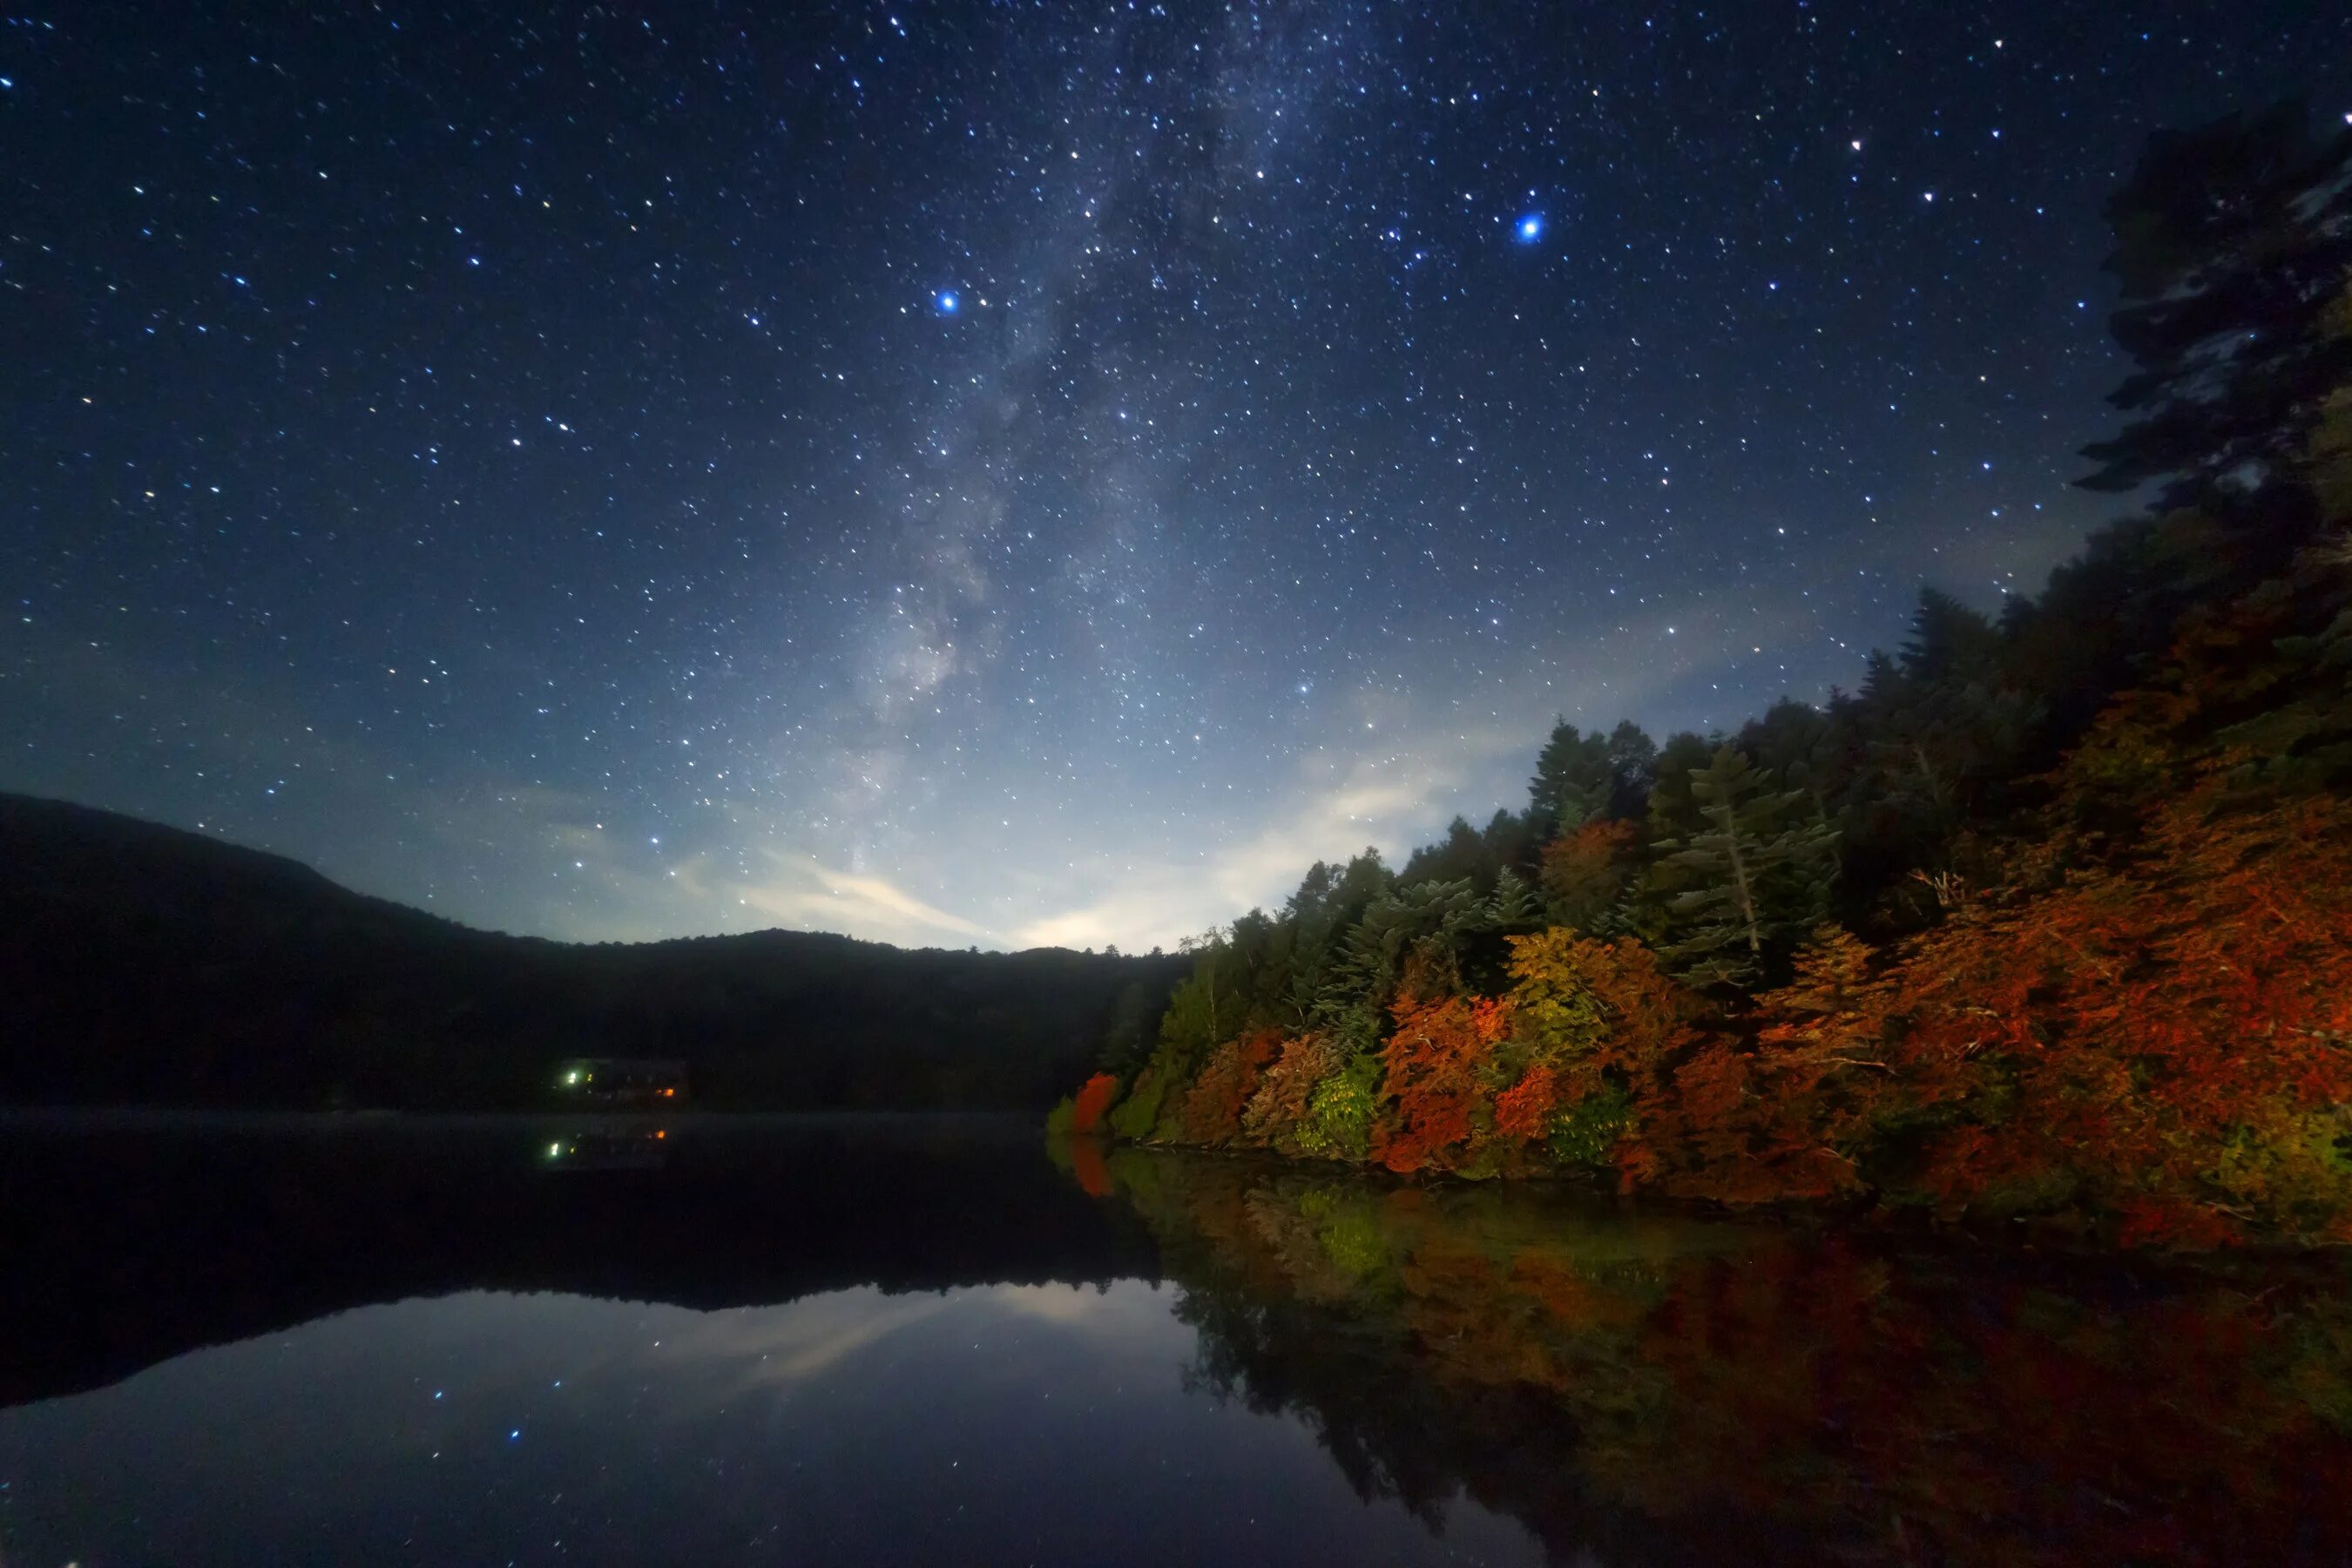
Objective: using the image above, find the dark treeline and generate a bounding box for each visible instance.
[1059,105,2352,1247]
[0,795,1184,1111]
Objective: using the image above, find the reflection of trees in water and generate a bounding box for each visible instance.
[4,1118,1162,1408]
[1096,1149,2352,1565]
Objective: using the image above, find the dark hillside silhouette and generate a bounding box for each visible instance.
[0,794,1183,1111]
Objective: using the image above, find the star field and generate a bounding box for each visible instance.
[4,2,2348,949]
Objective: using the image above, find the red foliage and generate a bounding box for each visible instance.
[1377,996,1513,1173]
[1647,774,2352,1242]
[1070,1072,1120,1135]
[1068,1134,1113,1197]
[1858,789,2352,1241]
[1494,1064,1560,1141]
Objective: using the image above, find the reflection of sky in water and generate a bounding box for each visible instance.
[0,1282,1545,1565]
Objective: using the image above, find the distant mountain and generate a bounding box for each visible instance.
[0,794,1182,1111]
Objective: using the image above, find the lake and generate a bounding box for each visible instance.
[3,1113,2349,1565]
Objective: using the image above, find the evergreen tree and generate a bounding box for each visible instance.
[1604,720,1661,818]
[1529,725,1615,834]
[1530,721,1655,834]
[1484,868,1541,933]
[1399,814,1510,890]
[1478,807,1542,880]
[2080,103,2352,512]
[1636,731,1721,848]
[1278,849,1391,1028]
[1652,747,1840,987]
[1897,587,2004,686]
[2309,280,2352,531]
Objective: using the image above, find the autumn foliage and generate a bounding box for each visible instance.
[1095,1157,2352,1566]
[1873,790,2352,1244]
[1241,1034,1344,1152]
[1069,751,2352,1244]
[1069,758,2352,1243]
[1069,1072,1121,1135]
[1492,1064,1560,1142]
[1046,118,2352,1247]
[1659,926,1887,1204]
[1375,997,1511,1173]
[1178,1029,1281,1145]
[1059,460,2352,1247]
[1538,818,1639,929]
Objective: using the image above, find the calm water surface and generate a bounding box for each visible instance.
[3,1112,2349,1565]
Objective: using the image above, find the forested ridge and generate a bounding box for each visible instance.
[1055,106,2352,1247]
[0,794,1183,1112]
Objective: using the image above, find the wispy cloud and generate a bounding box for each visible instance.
[732,849,990,943]
[1008,714,1532,951]
[548,839,990,949]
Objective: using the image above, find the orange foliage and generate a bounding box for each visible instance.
[1178,1029,1282,1145]
[2048,577,2326,838]
[1504,929,1702,1185]
[1376,996,1512,1173]
[1663,926,1884,1204]
[1070,1072,1120,1134]
[1240,1033,1342,1149]
[1654,781,2352,1241]
[1058,725,2352,1246]
[1493,1064,1560,1141]
[1872,789,2352,1242]
[1538,817,1639,926]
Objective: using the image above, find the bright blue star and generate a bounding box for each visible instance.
[1515,215,1544,243]
[935,291,959,314]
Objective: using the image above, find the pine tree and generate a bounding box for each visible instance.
[2310,280,2352,531]
[1529,724,1615,832]
[1897,587,2003,686]
[1279,849,1392,1028]
[1530,720,1659,834]
[1398,814,1509,889]
[2079,103,2352,510]
[1484,867,1541,932]
[1652,747,1839,988]
[1314,877,1479,1044]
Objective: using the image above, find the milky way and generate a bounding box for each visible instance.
[4,3,2348,949]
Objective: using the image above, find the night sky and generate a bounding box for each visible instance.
[5,3,2348,951]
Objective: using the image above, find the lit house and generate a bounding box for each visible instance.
[552,1058,688,1105]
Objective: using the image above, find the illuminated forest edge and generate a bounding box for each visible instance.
[1052,109,2352,1249]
